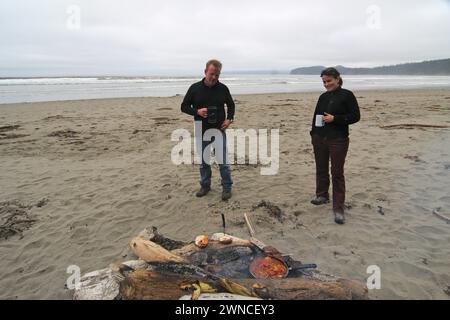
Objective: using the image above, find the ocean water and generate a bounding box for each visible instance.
[1,74,450,104]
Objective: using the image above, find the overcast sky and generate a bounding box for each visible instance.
[1,0,450,76]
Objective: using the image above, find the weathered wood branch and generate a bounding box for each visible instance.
[119,269,368,300]
[381,123,450,129]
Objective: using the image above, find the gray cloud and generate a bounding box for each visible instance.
[1,0,449,76]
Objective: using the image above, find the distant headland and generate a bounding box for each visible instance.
[290,58,450,75]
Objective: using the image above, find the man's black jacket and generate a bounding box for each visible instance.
[181,78,235,131]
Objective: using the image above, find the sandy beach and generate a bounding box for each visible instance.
[0,88,449,299]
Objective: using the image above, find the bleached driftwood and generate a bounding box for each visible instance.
[129,237,188,264]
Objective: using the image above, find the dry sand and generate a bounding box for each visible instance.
[0,89,449,299]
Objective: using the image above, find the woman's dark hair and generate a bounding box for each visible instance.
[320,67,343,86]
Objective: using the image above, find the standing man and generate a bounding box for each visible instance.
[181,59,235,201]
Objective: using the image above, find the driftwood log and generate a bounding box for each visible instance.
[381,123,450,129]
[118,269,367,300]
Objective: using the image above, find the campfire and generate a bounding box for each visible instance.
[73,215,368,300]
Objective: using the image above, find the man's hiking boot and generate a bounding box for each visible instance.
[310,196,330,205]
[196,186,211,197]
[222,190,232,201]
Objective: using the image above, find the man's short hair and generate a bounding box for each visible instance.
[206,59,222,70]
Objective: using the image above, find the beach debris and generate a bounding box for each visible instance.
[276,99,299,102]
[43,115,71,121]
[252,200,285,223]
[381,124,450,130]
[432,208,450,223]
[404,155,426,163]
[36,198,49,208]
[377,206,385,215]
[265,103,296,107]
[0,200,37,240]
[48,129,79,138]
[425,105,448,112]
[195,235,209,248]
[132,129,152,134]
[150,117,175,125]
[0,124,28,140]
[0,133,30,140]
[0,125,20,132]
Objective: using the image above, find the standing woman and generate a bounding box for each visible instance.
[310,68,360,224]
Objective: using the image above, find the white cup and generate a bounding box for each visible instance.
[315,115,325,127]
